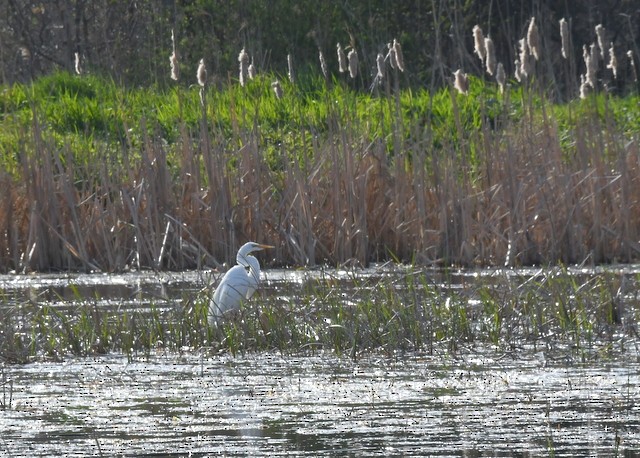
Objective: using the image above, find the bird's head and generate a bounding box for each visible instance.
[238,241,274,258]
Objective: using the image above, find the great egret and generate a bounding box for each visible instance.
[208,242,274,325]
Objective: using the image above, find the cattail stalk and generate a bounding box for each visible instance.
[271,80,283,99]
[392,39,404,72]
[197,58,207,87]
[170,29,179,81]
[388,42,397,70]
[518,38,532,80]
[238,48,250,87]
[337,43,347,73]
[485,37,496,75]
[585,43,598,88]
[595,24,606,59]
[607,43,618,79]
[527,17,540,60]
[559,18,570,60]
[319,50,328,79]
[347,49,358,79]
[496,62,506,93]
[74,52,82,75]
[376,53,385,80]
[287,54,295,83]
[472,25,486,62]
[628,50,638,82]
[453,69,469,95]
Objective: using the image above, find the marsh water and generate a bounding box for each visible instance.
[1,267,640,456]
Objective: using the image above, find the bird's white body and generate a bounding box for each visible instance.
[208,242,273,325]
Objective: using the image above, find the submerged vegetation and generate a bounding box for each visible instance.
[1,267,637,364]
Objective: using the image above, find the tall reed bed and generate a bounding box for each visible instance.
[0,56,638,272]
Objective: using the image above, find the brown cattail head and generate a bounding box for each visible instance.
[485,37,496,75]
[607,42,618,79]
[376,52,385,80]
[393,38,404,72]
[495,62,506,93]
[527,17,541,60]
[337,43,347,73]
[559,18,570,60]
[347,48,358,79]
[197,58,207,87]
[170,29,179,81]
[238,48,250,87]
[595,24,606,59]
[319,50,328,79]
[287,54,295,83]
[472,25,486,62]
[453,69,469,95]
[271,79,283,99]
[248,61,256,80]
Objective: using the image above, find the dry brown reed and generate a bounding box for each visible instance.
[1,87,639,272]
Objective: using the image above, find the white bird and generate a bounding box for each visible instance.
[208,242,274,325]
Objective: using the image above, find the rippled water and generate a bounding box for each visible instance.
[2,351,639,456]
[1,267,640,456]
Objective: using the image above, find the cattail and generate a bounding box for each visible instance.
[248,61,256,80]
[628,50,638,82]
[595,24,606,59]
[287,54,295,83]
[392,38,404,72]
[495,62,506,93]
[484,36,496,75]
[559,18,570,59]
[197,58,207,87]
[388,42,397,70]
[74,52,82,75]
[319,50,328,79]
[238,48,250,87]
[472,25,486,62]
[518,38,532,80]
[607,42,618,79]
[170,29,179,81]
[271,79,283,99]
[337,43,347,73]
[579,74,590,99]
[453,69,469,95]
[376,52,385,80]
[526,17,540,60]
[584,44,598,88]
[514,59,523,82]
[347,48,358,79]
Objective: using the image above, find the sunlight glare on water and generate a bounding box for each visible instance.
[2,351,640,456]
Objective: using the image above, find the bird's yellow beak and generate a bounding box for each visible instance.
[257,244,275,250]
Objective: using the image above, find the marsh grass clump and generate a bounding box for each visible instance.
[0,268,637,362]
